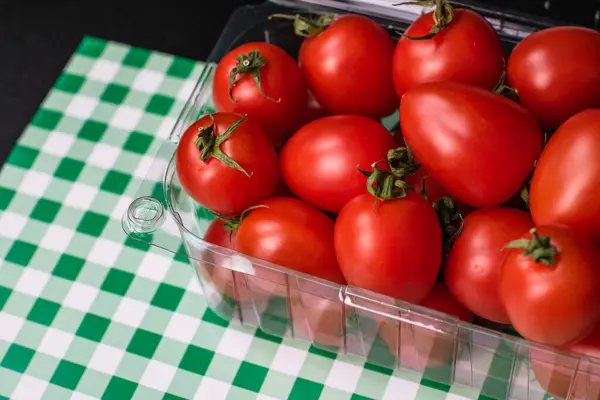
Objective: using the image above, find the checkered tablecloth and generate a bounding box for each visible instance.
[0,36,494,399]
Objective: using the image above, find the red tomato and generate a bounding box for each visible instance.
[530,109,600,243]
[334,191,442,303]
[303,90,331,124]
[212,42,308,145]
[379,281,473,371]
[280,115,395,214]
[507,26,600,132]
[444,207,534,324]
[500,226,600,346]
[235,197,345,284]
[176,112,279,217]
[400,81,543,208]
[393,8,504,99]
[198,218,238,300]
[298,14,398,119]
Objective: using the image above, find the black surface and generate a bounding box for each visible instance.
[1,0,597,167]
[0,0,262,166]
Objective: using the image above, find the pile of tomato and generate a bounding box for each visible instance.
[176,1,600,395]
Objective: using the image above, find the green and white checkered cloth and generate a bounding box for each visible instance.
[0,36,521,400]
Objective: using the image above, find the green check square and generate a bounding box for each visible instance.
[102,376,139,400]
[76,313,111,342]
[201,307,229,328]
[124,236,151,251]
[77,36,107,58]
[0,187,16,210]
[0,286,11,310]
[167,57,195,79]
[145,94,174,115]
[233,361,269,393]
[52,254,85,281]
[31,109,62,130]
[126,328,162,358]
[5,240,37,266]
[100,170,131,194]
[76,211,109,237]
[163,394,186,400]
[289,378,325,400]
[122,47,151,68]
[78,120,108,142]
[151,283,184,311]
[100,268,135,296]
[54,157,85,181]
[30,198,62,223]
[27,298,60,326]
[179,345,214,375]
[351,395,375,400]
[101,83,130,104]
[6,145,39,169]
[123,131,153,154]
[55,73,85,94]
[50,360,86,390]
[1,344,35,373]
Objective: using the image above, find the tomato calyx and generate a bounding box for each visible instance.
[228,51,280,103]
[505,228,558,266]
[394,0,455,40]
[194,114,253,177]
[358,161,412,203]
[213,205,269,239]
[269,13,334,38]
[493,60,520,103]
[387,146,421,177]
[432,192,464,254]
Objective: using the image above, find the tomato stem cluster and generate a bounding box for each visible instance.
[394,0,455,40]
[213,204,269,238]
[228,51,280,103]
[505,228,558,266]
[269,13,334,38]
[194,114,253,177]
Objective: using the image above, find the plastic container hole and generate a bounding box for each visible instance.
[127,196,165,233]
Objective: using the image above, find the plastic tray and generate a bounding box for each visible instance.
[122,1,600,398]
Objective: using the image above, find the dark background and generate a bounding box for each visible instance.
[1,0,598,166]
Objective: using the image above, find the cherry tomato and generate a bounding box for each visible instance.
[235,197,345,284]
[335,191,442,303]
[379,281,473,370]
[530,109,600,243]
[393,6,504,99]
[499,226,600,346]
[212,42,308,145]
[298,14,398,119]
[280,115,395,214]
[176,112,279,217]
[507,26,600,132]
[400,81,543,208]
[444,207,534,324]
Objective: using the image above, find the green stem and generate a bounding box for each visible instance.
[433,195,464,254]
[269,13,334,38]
[228,51,280,103]
[213,205,269,239]
[194,114,253,177]
[505,228,558,266]
[394,0,455,39]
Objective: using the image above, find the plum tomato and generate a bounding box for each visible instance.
[393,1,505,99]
[288,13,398,119]
[235,197,345,284]
[500,226,600,346]
[175,112,279,217]
[280,115,395,214]
[400,81,543,208]
[212,42,308,145]
[530,109,600,243]
[444,207,534,324]
[335,190,442,304]
[507,26,600,132]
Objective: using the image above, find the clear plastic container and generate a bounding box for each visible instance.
[122,1,600,398]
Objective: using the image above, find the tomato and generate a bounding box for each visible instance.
[393,5,504,99]
[335,191,442,303]
[400,81,543,208]
[379,281,473,371]
[235,197,345,284]
[280,115,395,213]
[499,226,600,346]
[444,207,534,324]
[507,26,600,132]
[212,42,308,145]
[176,112,279,217]
[297,14,398,119]
[530,109,600,243]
